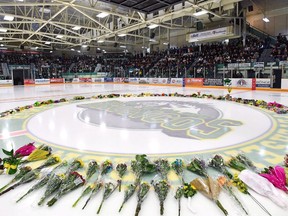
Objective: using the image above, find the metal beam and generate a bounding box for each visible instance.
[20,0,77,45]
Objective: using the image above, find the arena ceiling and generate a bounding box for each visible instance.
[0,0,243,52]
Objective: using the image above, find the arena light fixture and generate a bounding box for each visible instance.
[97,48,101,50]
[45,41,51,45]
[39,8,51,14]
[193,10,208,16]
[120,45,126,48]
[72,26,81,30]
[56,35,64,38]
[96,12,109,18]
[0,28,7,32]
[71,48,75,51]
[0,44,4,47]
[82,44,88,48]
[97,40,104,43]
[4,15,14,21]
[50,50,53,53]
[262,17,270,23]
[0,37,3,40]
[148,24,159,29]
[118,33,127,37]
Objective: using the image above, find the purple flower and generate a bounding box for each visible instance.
[14,142,36,157]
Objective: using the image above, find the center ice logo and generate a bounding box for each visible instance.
[78,100,242,139]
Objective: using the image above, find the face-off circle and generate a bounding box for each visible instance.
[26,97,273,154]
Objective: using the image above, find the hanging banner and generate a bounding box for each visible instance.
[185,78,204,87]
[204,78,223,86]
[188,26,233,42]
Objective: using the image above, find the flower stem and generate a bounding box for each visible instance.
[135,203,142,216]
[72,195,82,207]
[119,180,122,192]
[0,182,21,196]
[216,200,228,216]
[178,199,181,216]
[160,201,164,215]
[97,200,104,214]
[119,202,124,212]
[248,193,272,216]
[82,197,91,210]
[47,197,57,207]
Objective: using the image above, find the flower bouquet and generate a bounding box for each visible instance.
[47,172,85,206]
[235,153,258,172]
[260,165,288,193]
[17,161,67,202]
[116,163,128,192]
[119,183,137,212]
[21,144,52,164]
[187,158,208,178]
[82,181,103,209]
[217,176,248,215]
[131,155,156,185]
[152,180,170,215]
[86,160,99,181]
[0,166,32,192]
[100,160,113,177]
[66,158,84,174]
[171,159,185,184]
[97,181,120,214]
[135,182,150,216]
[2,148,21,175]
[209,155,233,179]
[174,186,184,216]
[14,142,36,158]
[154,159,170,180]
[35,156,61,171]
[226,157,246,172]
[0,169,40,196]
[239,169,288,210]
[191,176,228,216]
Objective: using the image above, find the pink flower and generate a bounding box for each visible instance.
[260,166,288,193]
[14,142,36,157]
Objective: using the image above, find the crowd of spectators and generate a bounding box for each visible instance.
[272,33,288,61]
[0,34,275,79]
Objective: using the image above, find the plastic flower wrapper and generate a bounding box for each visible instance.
[97,180,120,214]
[82,181,103,209]
[154,159,170,181]
[119,183,137,212]
[171,159,185,184]
[72,183,94,207]
[0,169,40,196]
[135,182,150,216]
[131,154,156,185]
[34,155,61,171]
[209,155,233,179]
[284,154,288,167]
[217,176,248,215]
[232,173,272,216]
[226,157,246,172]
[14,142,36,157]
[47,171,86,206]
[0,158,3,175]
[16,161,67,202]
[236,153,258,172]
[152,180,170,215]
[239,169,288,209]
[100,160,113,177]
[86,160,99,181]
[187,157,208,178]
[0,166,32,192]
[38,173,66,206]
[116,163,128,192]
[260,165,288,193]
[21,144,52,164]
[66,158,84,174]
[191,176,228,216]
[174,186,184,216]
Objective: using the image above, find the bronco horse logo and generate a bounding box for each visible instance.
[78,100,242,140]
